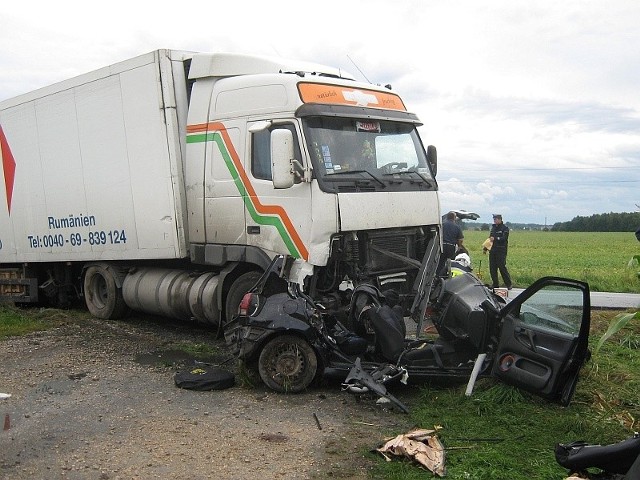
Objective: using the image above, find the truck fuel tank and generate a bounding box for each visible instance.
[122,268,220,326]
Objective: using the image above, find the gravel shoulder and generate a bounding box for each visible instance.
[0,313,416,479]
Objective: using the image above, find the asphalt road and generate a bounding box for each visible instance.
[507,288,640,310]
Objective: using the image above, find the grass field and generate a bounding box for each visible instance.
[461,230,640,293]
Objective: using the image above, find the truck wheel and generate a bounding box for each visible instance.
[258,335,317,393]
[84,265,128,319]
[223,271,262,327]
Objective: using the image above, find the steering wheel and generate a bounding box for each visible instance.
[380,162,407,174]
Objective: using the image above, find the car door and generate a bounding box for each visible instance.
[492,277,591,405]
[409,231,440,331]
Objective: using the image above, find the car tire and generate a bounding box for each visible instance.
[258,335,318,393]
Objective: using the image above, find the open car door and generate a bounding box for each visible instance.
[491,277,591,406]
[410,231,440,332]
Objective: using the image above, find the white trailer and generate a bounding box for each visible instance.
[0,49,441,329]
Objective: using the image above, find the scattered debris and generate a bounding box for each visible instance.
[174,365,235,391]
[377,428,445,476]
[555,433,640,478]
[464,353,487,396]
[258,433,288,443]
[313,412,322,430]
[1,394,9,432]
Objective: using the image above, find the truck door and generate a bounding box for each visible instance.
[203,121,247,246]
[491,277,591,405]
[245,121,311,260]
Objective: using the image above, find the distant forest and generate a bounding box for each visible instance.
[463,211,640,232]
[551,211,640,232]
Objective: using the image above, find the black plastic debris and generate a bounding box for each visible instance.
[174,366,235,391]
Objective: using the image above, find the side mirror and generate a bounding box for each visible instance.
[427,145,437,177]
[271,129,295,189]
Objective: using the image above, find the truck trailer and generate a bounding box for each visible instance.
[0,49,441,330]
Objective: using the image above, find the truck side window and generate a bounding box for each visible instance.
[251,124,301,181]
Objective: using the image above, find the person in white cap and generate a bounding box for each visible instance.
[488,214,512,289]
[451,252,472,277]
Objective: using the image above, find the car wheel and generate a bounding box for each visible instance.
[258,335,318,393]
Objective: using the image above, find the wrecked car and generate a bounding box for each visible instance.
[225,242,591,410]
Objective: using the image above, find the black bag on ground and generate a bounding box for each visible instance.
[174,365,235,391]
[555,434,640,475]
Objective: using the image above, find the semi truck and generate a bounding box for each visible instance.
[0,49,441,330]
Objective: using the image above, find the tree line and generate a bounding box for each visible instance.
[551,211,640,232]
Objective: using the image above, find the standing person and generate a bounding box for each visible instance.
[488,214,512,289]
[438,211,464,276]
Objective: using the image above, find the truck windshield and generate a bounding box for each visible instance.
[303,116,434,192]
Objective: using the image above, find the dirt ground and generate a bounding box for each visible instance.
[0,312,419,479]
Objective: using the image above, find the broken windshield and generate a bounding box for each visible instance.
[303,117,434,191]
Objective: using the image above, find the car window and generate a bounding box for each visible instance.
[516,284,584,335]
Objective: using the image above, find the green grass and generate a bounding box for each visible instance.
[173,341,221,359]
[374,309,640,479]
[462,231,640,293]
[0,304,77,338]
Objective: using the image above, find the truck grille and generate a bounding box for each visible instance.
[367,233,415,273]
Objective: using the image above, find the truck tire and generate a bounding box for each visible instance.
[258,335,318,393]
[84,264,128,319]
[223,271,262,328]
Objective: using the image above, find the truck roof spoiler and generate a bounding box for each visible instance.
[188,52,356,81]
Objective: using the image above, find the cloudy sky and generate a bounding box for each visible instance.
[2,0,638,225]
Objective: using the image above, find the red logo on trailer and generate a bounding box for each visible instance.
[0,125,16,215]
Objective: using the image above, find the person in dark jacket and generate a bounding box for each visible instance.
[487,214,512,289]
[438,211,464,276]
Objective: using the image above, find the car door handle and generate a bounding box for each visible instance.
[515,327,537,352]
[247,226,260,234]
